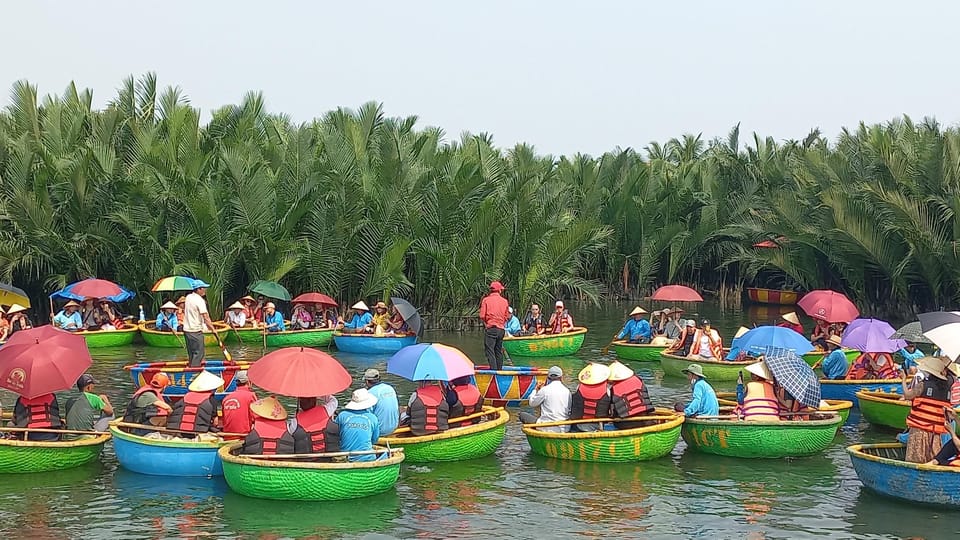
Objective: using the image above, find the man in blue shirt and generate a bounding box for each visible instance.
[898,341,925,376]
[344,301,373,333]
[363,369,399,436]
[820,335,850,380]
[262,302,286,332]
[504,307,522,337]
[335,388,381,462]
[675,364,719,417]
[53,301,83,331]
[155,301,179,332]
[616,306,652,344]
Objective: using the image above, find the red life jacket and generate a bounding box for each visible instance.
[168,391,215,433]
[573,383,611,419]
[847,353,898,380]
[610,377,653,418]
[907,375,952,434]
[450,384,483,426]
[951,379,960,406]
[409,385,450,436]
[243,418,296,455]
[551,312,571,334]
[17,394,60,429]
[296,406,331,452]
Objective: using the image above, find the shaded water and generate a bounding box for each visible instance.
[0,302,953,539]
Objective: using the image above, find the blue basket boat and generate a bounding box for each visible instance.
[124,360,251,401]
[110,424,228,477]
[471,366,549,407]
[332,333,417,354]
[819,379,901,407]
[848,443,960,507]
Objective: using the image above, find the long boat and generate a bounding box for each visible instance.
[745,287,800,305]
[138,321,230,348]
[800,348,861,368]
[502,327,587,357]
[681,412,843,458]
[124,360,250,400]
[716,392,853,423]
[612,340,674,362]
[332,332,416,354]
[522,409,683,462]
[0,433,111,473]
[848,443,960,507]
[472,366,548,407]
[110,423,228,477]
[378,407,508,462]
[660,353,755,382]
[77,326,139,348]
[819,379,901,406]
[219,443,404,501]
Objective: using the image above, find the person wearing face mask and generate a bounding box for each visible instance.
[548,301,574,334]
[521,304,547,336]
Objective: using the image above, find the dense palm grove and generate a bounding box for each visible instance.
[0,74,958,321]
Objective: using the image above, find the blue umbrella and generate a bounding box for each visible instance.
[760,347,821,409]
[387,343,475,382]
[725,326,814,360]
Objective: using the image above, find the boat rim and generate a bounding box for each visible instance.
[379,406,508,444]
[138,321,230,334]
[218,442,404,470]
[855,390,908,403]
[847,442,960,473]
[0,432,111,448]
[502,327,588,341]
[521,409,683,439]
[122,360,252,371]
[820,378,902,384]
[109,424,228,449]
[332,332,416,339]
[75,326,139,335]
[659,352,755,367]
[612,340,672,349]
[684,413,843,428]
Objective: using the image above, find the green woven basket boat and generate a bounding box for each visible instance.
[801,348,860,367]
[139,322,229,348]
[80,327,139,348]
[220,325,263,344]
[854,390,947,431]
[612,341,672,362]
[502,328,587,357]
[219,443,403,501]
[379,407,509,463]
[660,353,754,382]
[523,409,683,462]
[0,433,110,473]
[265,328,335,347]
[682,413,842,458]
[716,392,853,424]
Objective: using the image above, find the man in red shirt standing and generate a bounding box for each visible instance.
[479,281,510,370]
[221,371,258,438]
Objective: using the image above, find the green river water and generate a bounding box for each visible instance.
[0,302,954,539]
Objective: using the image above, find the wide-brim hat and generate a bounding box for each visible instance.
[917,356,952,380]
[64,300,81,309]
[250,396,287,420]
[352,301,369,311]
[608,361,635,382]
[629,306,647,317]
[161,301,178,310]
[682,364,706,379]
[187,370,225,392]
[175,296,187,304]
[745,361,774,381]
[345,388,378,410]
[6,304,27,315]
[578,363,611,385]
[227,301,244,310]
[734,326,750,339]
[826,335,843,347]
[949,363,960,378]
[375,301,387,310]
[240,295,256,303]
[782,312,800,325]
[265,302,276,309]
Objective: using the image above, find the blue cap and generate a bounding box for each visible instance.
[191,279,211,289]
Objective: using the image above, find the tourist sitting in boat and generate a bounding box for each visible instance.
[239,295,258,322]
[335,388,381,462]
[898,341,925,376]
[241,397,309,455]
[739,362,780,421]
[405,381,450,436]
[370,301,391,332]
[167,370,223,436]
[446,375,483,427]
[386,305,410,334]
[548,301,574,334]
[290,303,312,330]
[692,319,723,361]
[175,296,187,325]
[222,371,258,437]
[928,408,960,466]
[519,366,571,432]
[569,363,612,432]
[53,300,83,331]
[261,302,286,333]
[13,391,62,441]
[674,363,719,418]
[810,319,830,349]
[665,319,697,356]
[343,301,373,333]
[662,308,683,340]
[6,304,32,335]
[94,300,125,330]
[155,301,180,332]
[292,396,340,453]
[608,361,655,429]
[65,373,114,433]
[322,307,343,329]
[616,306,652,344]
[364,369,399,437]
[820,335,849,380]
[904,356,955,463]
[777,312,804,334]
[520,304,547,336]
[253,295,267,322]
[649,310,663,335]
[503,307,522,337]
[122,373,173,433]
[846,351,899,380]
[0,307,8,340]
[224,302,246,328]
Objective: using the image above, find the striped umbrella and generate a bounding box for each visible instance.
[151,276,197,292]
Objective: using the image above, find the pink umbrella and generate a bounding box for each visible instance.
[0,326,92,398]
[247,347,352,398]
[651,285,703,302]
[797,290,859,323]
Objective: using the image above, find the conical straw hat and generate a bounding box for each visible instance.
[745,361,774,381]
[187,370,225,392]
[352,301,369,311]
[629,306,647,316]
[734,326,750,339]
[607,361,635,382]
[160,301,178,310]
[782,312,800,325]
[578,363,611,385]
[250,396,287,420]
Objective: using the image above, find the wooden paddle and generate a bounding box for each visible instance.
[111,421,247,439]
[0,426,104,436]
[212,329,233,362]
[600,335,620,356]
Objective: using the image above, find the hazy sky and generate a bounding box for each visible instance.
[3,1,957,156]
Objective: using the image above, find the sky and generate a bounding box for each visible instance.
[2,1,958,156]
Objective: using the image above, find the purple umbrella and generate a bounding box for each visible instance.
[841,318,906,353]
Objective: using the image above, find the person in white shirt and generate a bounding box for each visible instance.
[224,302,247,328]
[519,366,572,433]
[183,279,216,367]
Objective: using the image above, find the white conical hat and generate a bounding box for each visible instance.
[352,301,369,311]
[607,361,635,382]
[782,312,800,325]
[578,363,611,385]
[734,326,750,339]
[227,301,244,310]
[161,301,178,310]
[745,361,774,381]
[629,306,647,316]
[6,304,27,315]
[187,370,225,392]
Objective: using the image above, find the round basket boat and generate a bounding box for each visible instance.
[265,327,335,348]
[0,432,111,473]
[332,332,417,354]
[138,321,229,348]
[218,324,263,344]
[124,360,250,400]
[612,341,673,362]
[77,326,139,348]
[681,412,843,458]
[848,443,960,507]
[801,348,860,367]
[819,379,901,407]
[660,353,754,382]
[716,392,853,424]
[110,424,228,477]
[522,408,683,462]
[472,366,549,407]
[855,390,958,430]
[219,443,403,501]
[502,327,587,357]
[378,406,508,463]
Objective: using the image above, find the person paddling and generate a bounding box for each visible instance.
[674,364,719,418]
[615,307,652,344]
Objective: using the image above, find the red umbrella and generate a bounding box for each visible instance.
[247,347,352,398]
[291,292,338,306]
[797,290,860,323]
[0,326,92,398]
[62,278,130,300]
[651,285,703,302]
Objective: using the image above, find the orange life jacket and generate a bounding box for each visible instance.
[449,384,483,426]
[742,381,780,421]
[572,383,611,419]
[17,394,60,429]
[551,312,571,334]
[847,353,898,380]
[610,377,653,418]
[951,379,960,406]
[907,375,952,434]
[297,406,332,453]
[167,391,216,433]
[409,385,449,436]
[690,329,723,359]
[243,418,297,455]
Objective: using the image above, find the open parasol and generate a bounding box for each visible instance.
[650,285,703,302]
[0,326,93,398]
[387,343,474,382]
[247,347,352,398]
[390,297,422,335]
[51,278,135,303]
[797,290,859,323]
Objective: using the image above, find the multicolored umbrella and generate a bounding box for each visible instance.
[0,326,92,398]
[387,343,474,382]
[50,278,135,303]
[650,285,703,302]
[889,321,933,345]
[247,347,352,398]
[390,296,422,335]
[250,280,291,301]
[760,347,821,409]
[841,318,905,353]
[0,283,30,308]
[797,290,859,323]
[291,292,338,306]
[151,276,198,292]
[726,326,814,360]
[918,311,960,360]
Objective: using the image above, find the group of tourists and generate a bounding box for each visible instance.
[341,301,412,335]
[51,299,125,332]
[0,303,33,340]
[6,372,115,441]
[614,306,686,345]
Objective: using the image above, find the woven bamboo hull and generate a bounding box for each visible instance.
[681,414,842,458]
[138,322,229,348]
[819,379,901,407]
[854,390,937,430]
[220,326,263,344]
[472,366,548,407]
[502,328,587,357]
[265,328,335,347]
[746,288,799,305]
[79,326,139,348]
[716,392,853,424]
[660,353,753,382]
[612,342,670,362]
[332,333,416,354]
[125,360,250,400]
[379,407,508,463]
[523,409,683,462]
[801,349,860,367]
[0,433,110,473]
[111,425,226,476]
[219,444,403,501]
[848,443,960,507]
